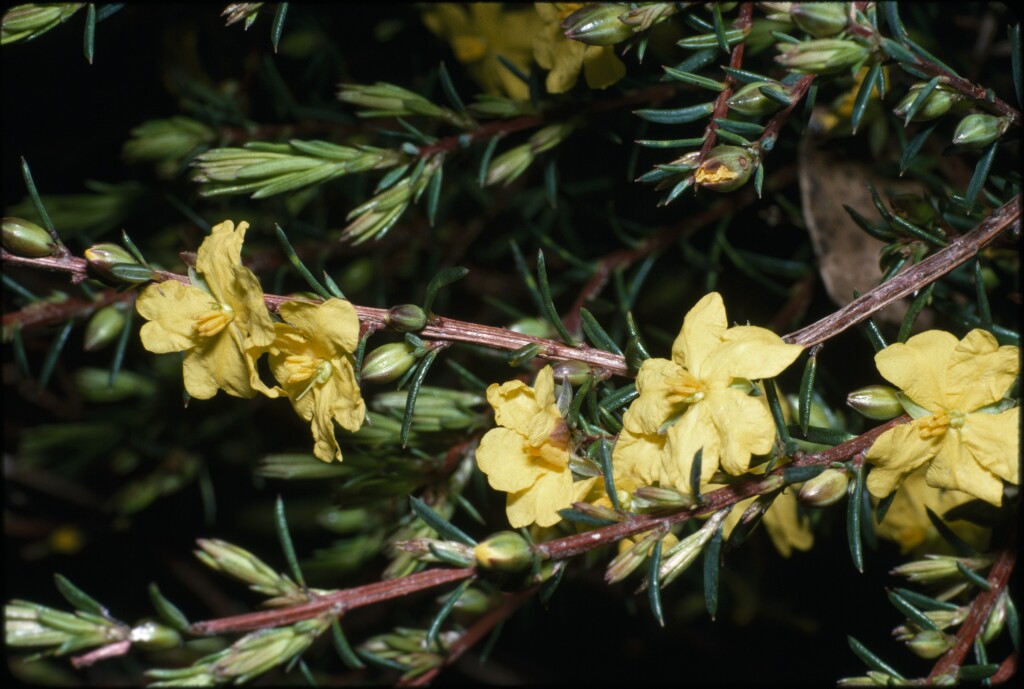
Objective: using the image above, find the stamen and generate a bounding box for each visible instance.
[917,412,950,439]
[194,310,232,337]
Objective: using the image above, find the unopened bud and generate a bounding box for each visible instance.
[846,384,903,420]
[562,3,633,46]
[893,83,962,122]
[2,3,83,45]
[952,113,1010,149]
[890,555,992,583]
[361,342,418,384]
[906,629,954,659]
[447,586,494,615]
[790,2,848,38]
[84,243,154,285]
[694,146,757,192]
[982,591,1007,644]
[473,531,533,572]
[797,468,849,507]
[3,217,56,257]
[632,485,697,511]
[83,304,127,351]
[727,81,789,116]
[130,620,182,651]
[551,360,593,386]
[658,511,725,587]
[775,38,870,75]
[485,143,533,187]
[385,303,427,331]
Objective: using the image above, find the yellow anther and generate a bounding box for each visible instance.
[194,310,232,337]
[667,369,706,406]
[917,412,950,439]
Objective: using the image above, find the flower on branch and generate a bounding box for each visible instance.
[268,299,366,463]
[533,3,626,94]
[865,329,1019,507]
[476,366,597,528]
[135,220,277,399]
[613,292,803,495]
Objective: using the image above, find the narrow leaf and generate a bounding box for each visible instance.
[847,463,864,572]
[54,574,108,618]
[850,64,882,133]
[596,439,621,511]
[798,350,817,434]
[423,266,468,316]
[887,590,939,631]
[579,308,622,354]
[897,283,935,343]
[535,250,577,345]
[647,538,665,626]
[401,347,442,448]
[410,495,476,546]
[924,507,978,556]
[899,121,938,176]
[964,142,998,211]
[689,447,704,502]
[148,583,190,632]
[847,636,905,679]
[39,321,74,389]
[426,579,473,649]
[270,2,288,53]
[634,102,715,124]
[108,305,134,389]
[902,77,941,127]
[275,224,331,299]
[83,3,96,64]
[703,521,723,619]
[762,379,790,444]
[275,495,306,588]
[426,166,443,226]
[20,157,56,233]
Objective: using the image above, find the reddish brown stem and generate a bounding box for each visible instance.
[698,2,754,161]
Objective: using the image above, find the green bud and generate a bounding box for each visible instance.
[447,586,494,615]
[982,591,1007,644]
[84,243,148,285]
[337,82,446,118]
[485,143,533,187]
[551,360,594,386]
[122,117,215,169]
[659,511,726,587]
[846,384,904,420]
[474,531,533,572]
[790,2,848,38]
[561,3,633,46]
[83,305,127,351]
[890,555,992,583]
[74,368,158,402]
[631,485,697,511]
[316,506,373,535]
[893,83,962,122]
[797,468,849,507]
[952,113,1011,149]
[386,303,427,331]
[906,629,954,659]
[397,538,475,567]
[775,38,871,75]
[1,3,84,45]
[510,318,555,339]
[726,81,789,116]
[360,342,418,384]
[130,620,182,651]
[3,217,56,257]
[695,145,757,192]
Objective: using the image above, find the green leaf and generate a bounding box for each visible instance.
[270,2,288,53]
[892,587,959,613]
[331,618,364,669]
[899,121,938,176]
[783,465,826,484]
[39,321,73,389]
[423,266,468,316]
[535,250,577,345]
[148,583,190,632]
[897,282,935,343]
[711,3,729,53]
[438,61,467,113]
[1007,595,1020,650]
[703,520,723,619]
[401,347,442,447]
[20,157,56,233]
[275,495,306,588]
[661,66,727,91]
[964,142,998,212]
[579,308,622,355]
[887,590,939,631]
[956,561,992,590]
[478,137,500,187]
[901,77,941,127]
[108,303,133,390]
[557,508,617,527]
[275,224,331,299]
[54,574,109,618]
[83,3,96,64]
[1011,24,1022,107]
[924,507,978,556]
[543,157,558,209]
[647,539,665,626]
[762,379,790,444]
[410,495,476,546]
[847,463,864,572]
[958,664,1000,681]
[11,326,31,378]
[721,66,771,84]
[635,137,707,149]
[973,260,993,332]
[634,102,716,124]
[713,118,765,137]
[847,636,905,680]
[596,439,620,511]
[426,166,443,226]
[427,579,473,649]
[798,350,816,434]
[850,64,882,133]
[689,447,704,502]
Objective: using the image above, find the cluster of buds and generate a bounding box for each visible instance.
[222,3,263,29]
[194,538,311,607]
[893,82,965,123]
[368,386,485,433]
[775,38,871,75]
[654,510,729,589]
[890,554,993,583]
[339,82,475,129]
[342,155,444,244]
[605,528,678,584]
[359,627,460,681]
[485,122,575,187]
[123,117,216,178]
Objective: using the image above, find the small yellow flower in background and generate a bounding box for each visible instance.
[723,489,814,558]
[875,466,990,555]
[533,3,625,94]
[865,329,1019,507]
[136,220,277,399]
[268,299,366,463]
[422,3,542,101]
[476,366,598,528]
[613,292,803,495]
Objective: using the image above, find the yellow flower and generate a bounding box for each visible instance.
[422,3,542,101]
[268,299,366,463]
[875,466,990,555]
[865,329,1019,507]
[136,220,277,399]
[613,292,803,494]
[723,489,814,558]
[476,366,598,528]
[532,3,625,94]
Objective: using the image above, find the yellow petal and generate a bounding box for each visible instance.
[487,379,543,435]
[532,366,556,409]
[702,326,803,387]
[763,490,813,557]
[476,428,547,493]
[320,357,366,434]
[961,408,1020,485]
[945,329,1019,412]
[874,330,958,410]
[622,358,685,435]
[663,404,721,492]
[505,467,573,528]
[136,280,215,353]
[182,327,257,399]
[611,428,665,490]
[310,394,343,463]
[279,298,360,354]
[706,388,776,475]
[926,430,1005,506]
[582,45,625,90]
[672,292,728,377]
[544,39,585,93]
[195,220,245,290]
[865,423,941,498]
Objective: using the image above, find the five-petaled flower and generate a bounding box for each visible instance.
[865,329,1019,507]
[613,292,803,495]
[268,299,366,463]
[476,366,597,528]
[135,220,277,399]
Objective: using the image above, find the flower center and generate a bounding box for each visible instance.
[194,309,233,337]
[283,355,333,401]
[452,35,487,63]
[667,369,706,406]
[917,412,950,439]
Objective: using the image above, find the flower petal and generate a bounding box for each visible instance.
[701,326,803,387]
[926,430,1005,506]
[487,379,542,435]
[136,280,215,353]
[582,45,625,90]
[874,330,958,410]
[945,329,1019,412]
[706,388,776,475]
[763,490,813,557]
[182,327,258,399]
[865,423,941,498]
[672,292,727,377]
[663,404,721,493]
[622,358,685,435]
[960,408,1020,485]
[611,428,665,491]
[476,428,546,493]
[309,394,343,463]
[505,467,573,528]
[320,357,366,434]
[278,298,360,355]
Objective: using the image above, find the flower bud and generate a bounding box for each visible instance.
[775,38,870,75]
[890,555,992,583]
[658,511,726,587]
[83,304,127,351]
[484,143,533,187]
[385,303,427,331]
[790,2,848,38]
[952,113,1011,149]
[561,3,633,46]
[360,342,418,384]
[473,531,533,572]
[797,467,849,507]
[893,83,962,122]
[130,620,182,651]
[84,243,154,285]
[982,591,1007,644]
[846,384,903,420]
[1,3,83,45]
[3,217,56,257]
[726,81,789,116]
[551,360,594,386]
[694,145,757,192]
[631,485,697,511]
[906,629,954,659]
